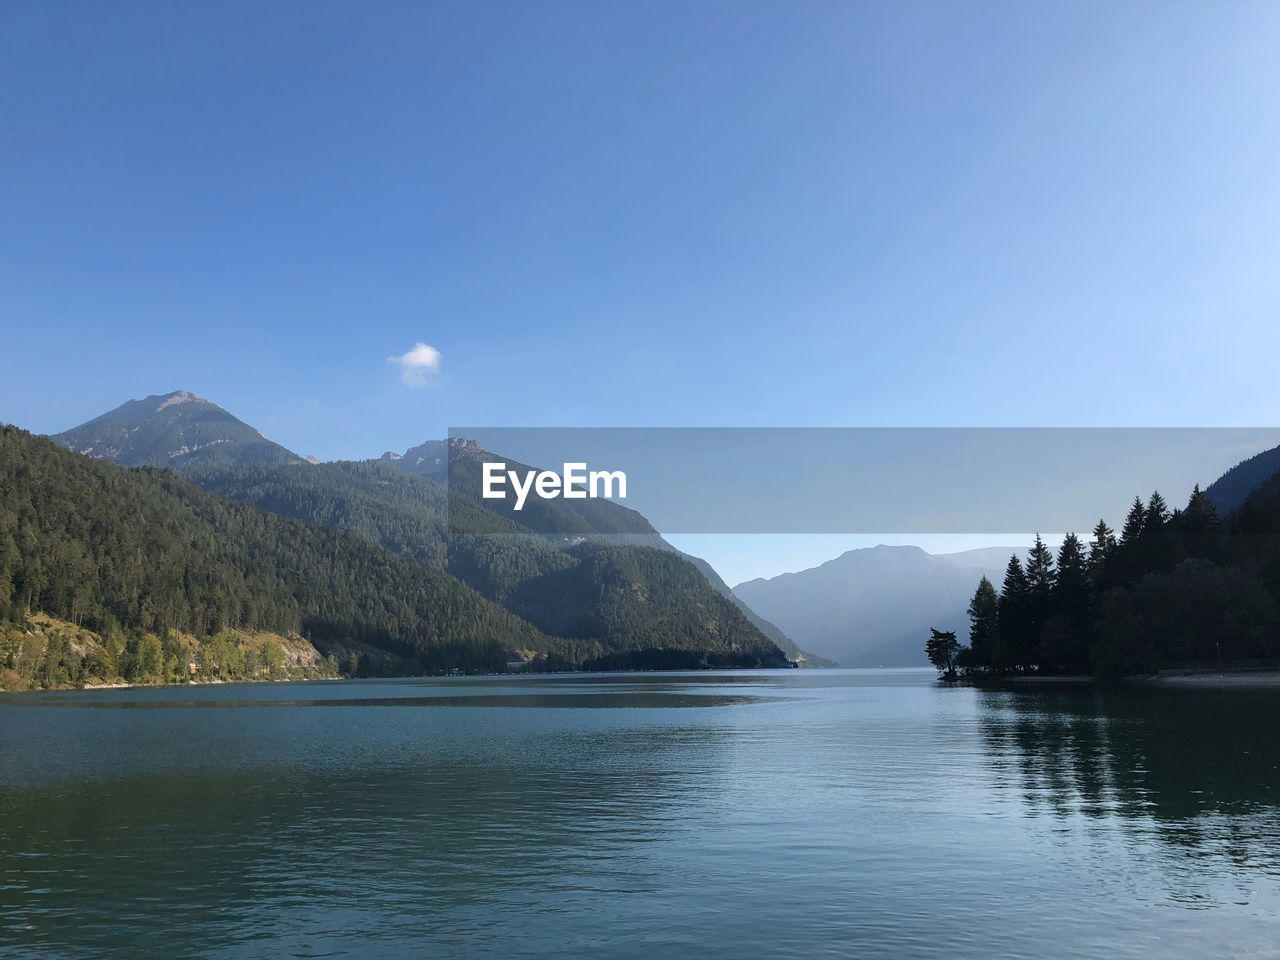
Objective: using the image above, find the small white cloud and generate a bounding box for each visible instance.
[387,342,442,387]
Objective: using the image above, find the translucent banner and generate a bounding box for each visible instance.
[444,427,1280,535]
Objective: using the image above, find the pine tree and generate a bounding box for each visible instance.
[997,554,1031,672]
[1182,484,1222,536]
[966,576,999,670]
[1120,496,1146,545]
[1026,534,1056,597]
[1044,533,1092,673]
[1145,491,1170,533]
[1024,534,1056,658]
[1088,519,1116,576]
[1054,535,1088,612]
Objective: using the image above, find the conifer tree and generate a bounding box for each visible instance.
[1044,533,1092,672]
[1026,534,1056,597]
[1054,534,1088,616]
[997,554,1031,671]
[1088,519,1116,575]
[1024,534,1056,657]
[1145,491,1170,533]
[1120,496,1146,545]
[966,576,999,669]
[1182,484,1222,536]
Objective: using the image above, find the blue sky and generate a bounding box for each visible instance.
[3,2,1279,581]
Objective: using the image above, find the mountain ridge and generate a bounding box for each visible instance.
[52,390,302,470]
[1205,443,1280,516]
[48,392,799,668]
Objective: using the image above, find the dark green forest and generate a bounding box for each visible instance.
[190,459,453,570]
[0,426,552,675]
[502,540,787,663]
[952,477,1280,678]
[2,427,788,682]
[191,457,788,666]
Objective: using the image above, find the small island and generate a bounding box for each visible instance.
[926,479,1280,681]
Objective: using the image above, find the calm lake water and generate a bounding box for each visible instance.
[2,669,1278,959]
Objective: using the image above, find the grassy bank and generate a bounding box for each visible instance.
[0,611,340,692]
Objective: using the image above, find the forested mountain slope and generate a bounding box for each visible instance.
[0,426,553,675]
[1205,443,1280,516]
[192,455,791,667]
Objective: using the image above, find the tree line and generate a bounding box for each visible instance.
[930,476,1280,678]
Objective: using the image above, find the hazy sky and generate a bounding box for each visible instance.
[3,1,1278,580]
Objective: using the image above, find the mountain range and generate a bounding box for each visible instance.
[23,391,1280,676]
[25,390,816,672]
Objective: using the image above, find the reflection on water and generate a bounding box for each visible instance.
[2,671,1279,959]
[977,685,1280,894]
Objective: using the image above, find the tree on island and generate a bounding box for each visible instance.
[997,554,1032,670]
[926,628,961,679]
[945,472,1280,679]
[1041,533,1091,673]
[966,576,999,667]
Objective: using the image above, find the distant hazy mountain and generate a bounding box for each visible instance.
[1205,443,1280,516]
[733,545,1024,667]
[933,546,1029,572]
[52,390,302,470]
[680,554,836,667]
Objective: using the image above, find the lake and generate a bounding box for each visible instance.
[2,669,1278,958]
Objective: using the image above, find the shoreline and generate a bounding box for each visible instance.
[13,666,1280,696]
[3,663,803,695]
[0,675,344,695]
[80,675,336,691]
[985,670,1280,690]
[1139,670,1280,688]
